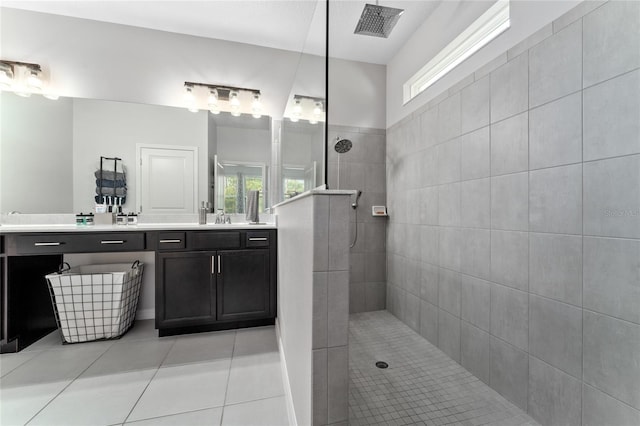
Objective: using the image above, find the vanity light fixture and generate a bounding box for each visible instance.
[183,81,262,118]
[0,59,58,100]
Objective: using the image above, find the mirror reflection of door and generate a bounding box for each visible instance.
[216,161,266,214]
[137,145,198,214]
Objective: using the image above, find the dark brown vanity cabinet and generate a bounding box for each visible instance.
[155,230,276,336]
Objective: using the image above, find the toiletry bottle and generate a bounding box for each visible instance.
[199,201,207,225]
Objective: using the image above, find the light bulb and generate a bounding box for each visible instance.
[252,93,262,119]
[229,91,240,111]
[43,92,59,100]
[208,89,218,108]
[0,65,14,90]
[309,119,318,125]
[183,85,198,112]
[231,110,241,117]
[313,101,323,117]
[293,99,302,114]
[27,69,42,91]
[290,116,299,123]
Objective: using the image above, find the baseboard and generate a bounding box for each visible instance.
[135,308,154,320]
[276,318,298,426]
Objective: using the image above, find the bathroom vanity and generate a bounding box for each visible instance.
[0,224,277,352]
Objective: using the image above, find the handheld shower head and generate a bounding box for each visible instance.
[352,190,363,209]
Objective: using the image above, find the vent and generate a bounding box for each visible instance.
[354,3,404,38]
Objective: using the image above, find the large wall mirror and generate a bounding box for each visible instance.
[0,2,327,216]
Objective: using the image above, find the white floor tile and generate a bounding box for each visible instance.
[225,352,284,405]
[29,370,155,426]
[162,330,235,367]
[117,320,161,342]
[0,350,43,378]
[125,407,223,425]
[20,331,65,352]
[0,381,71,425]
[127,359,231,422]
[82,339,175,377]
[221,396,289,426]
[233,326,278,357]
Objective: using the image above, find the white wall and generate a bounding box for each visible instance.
[0,93,73,214]
[216,126,271,166]
[387,0,582,126]
[72,98,208,213]
[328,58,386,129]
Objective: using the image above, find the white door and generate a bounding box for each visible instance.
[137,145,197,214]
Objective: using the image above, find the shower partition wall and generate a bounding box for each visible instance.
[385,2,640,425]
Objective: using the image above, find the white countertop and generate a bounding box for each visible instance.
[0,223,276,234]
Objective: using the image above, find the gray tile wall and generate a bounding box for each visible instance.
[385,2,640,425]
[327,125,387,314]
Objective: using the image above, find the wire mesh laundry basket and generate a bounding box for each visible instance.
[45,261,144,344]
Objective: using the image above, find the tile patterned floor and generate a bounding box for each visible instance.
[0,321,288,426]
[349,311,539,426]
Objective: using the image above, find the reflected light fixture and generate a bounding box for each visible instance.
[0,59,58,99]
[208,88,220,114]
[289,95,325,124]
[183,82,261,118]
[290,98,302,122]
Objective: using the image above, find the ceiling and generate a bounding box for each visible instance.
[1,0,442,64]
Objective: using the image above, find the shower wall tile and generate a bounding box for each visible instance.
[583,384,640,426]
[583,69,640,161]
[420,225,439,265]
[491,283,529,351]
[460,76,490,134]
[490,230,529,291]
[490,337,529,411]
[420,262,439,306]
[438,309,461,363]
[529,233,582,307]
[529,92,582,170]
[437,138,461,184]
[365,282,386,311]
[583,154,640,238]
[461,322,491,385]
[528,356,582,426]
[460,275,491,332]
[490,53,529,123]
[327,346,348,424]
[364,253,386,283]
[385,3,640,424]
[349,282,365,314]
[328,196,349,271]
[491,172,529,231]
[363,222,386,254]
[583,237,640,324]
[350,253,365,284]
[419,301,438,346]
[364,164,386,193]
[405,293,420,332]
[419,106,439,148]
[583,0,640,87]
[460,228,490,280]
[438,183,461,227]
[313,349,328,426]
[438,268,461,317]
[490,112,529,176]
[529,295,582,379]
[461,126,490,180]
[529,19,582,108]
[529,163,582,235]
[314,195,330,271]
[327,271,349,347]
[437,92,461,143]
[439,227,461,271]
[461,178,491,229]
[583,310,640,409]
[313,272,328,349]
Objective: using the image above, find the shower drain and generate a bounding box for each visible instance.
[375,361,389,369]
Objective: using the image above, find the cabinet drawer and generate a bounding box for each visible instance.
[8,232,145,255]
[189,231,240,250]
[245,231,270,248]
[157,232,186,250]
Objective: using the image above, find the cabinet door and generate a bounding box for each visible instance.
[157,252,216,328]
[217,250,270,321]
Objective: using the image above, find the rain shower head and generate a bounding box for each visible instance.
[354,2,404,38]
[334,138,353,154]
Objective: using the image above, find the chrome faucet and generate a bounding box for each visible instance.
[215,209,231,224]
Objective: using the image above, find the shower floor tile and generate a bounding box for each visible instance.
[349,311,538,426]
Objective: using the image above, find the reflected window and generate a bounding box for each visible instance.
[216,162,266,213]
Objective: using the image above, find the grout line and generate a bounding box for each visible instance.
[122,337,179,424]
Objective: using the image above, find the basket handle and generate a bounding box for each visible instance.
[131,260,141,269]
[58,262,71,273]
